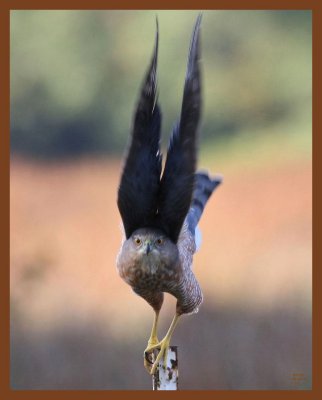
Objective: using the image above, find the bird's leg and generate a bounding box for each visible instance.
[146,310,160,348]
[148,313,180,375]
[143,310,160,371]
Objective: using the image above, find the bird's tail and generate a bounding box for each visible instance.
[187,172,222,234]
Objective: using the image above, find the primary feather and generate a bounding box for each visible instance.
[117,19,162,239]
[157,14,202,243]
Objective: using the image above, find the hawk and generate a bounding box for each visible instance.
[116,15,222,375]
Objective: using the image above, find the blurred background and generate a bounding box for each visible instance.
[10,10,312,389]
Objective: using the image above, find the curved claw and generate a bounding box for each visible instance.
[143,354,153,373]
[149,338,170,375]
[144,350,154,364]
[144,314,180,375]
[143,338,161,371]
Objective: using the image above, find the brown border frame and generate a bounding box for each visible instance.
[1,1,319,399]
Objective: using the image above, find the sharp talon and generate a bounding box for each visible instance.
[144,351,153,364]
[144,313,179,375]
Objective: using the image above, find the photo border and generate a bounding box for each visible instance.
[1,1,318,399]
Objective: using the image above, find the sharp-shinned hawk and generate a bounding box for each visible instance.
[116,15,222,374]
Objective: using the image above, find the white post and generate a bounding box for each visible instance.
[152,346,178,390]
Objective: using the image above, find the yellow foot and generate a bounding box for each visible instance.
[143,337,160,372]
[144,337,170,375]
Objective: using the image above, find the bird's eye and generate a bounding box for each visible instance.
[134,238,141,245]
[156,238,163,245]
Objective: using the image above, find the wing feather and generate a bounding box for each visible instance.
[117,20,162,239]
[157,15,202,242]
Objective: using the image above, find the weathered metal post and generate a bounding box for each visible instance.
[152,346,178,390]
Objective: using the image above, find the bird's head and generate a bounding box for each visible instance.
[126,228,179,266]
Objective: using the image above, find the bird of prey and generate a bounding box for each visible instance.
[116,15,222,375]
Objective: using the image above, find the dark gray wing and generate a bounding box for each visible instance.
[157,15,202,243]
[117,20,162,239]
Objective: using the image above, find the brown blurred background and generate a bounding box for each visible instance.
[10,10,311,389]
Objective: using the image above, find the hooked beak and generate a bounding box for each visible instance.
[145,242,151,255]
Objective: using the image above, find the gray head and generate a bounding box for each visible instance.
[130,228,178,261]
[118,228,179,272]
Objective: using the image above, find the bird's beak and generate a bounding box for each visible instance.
[145,242,151,255]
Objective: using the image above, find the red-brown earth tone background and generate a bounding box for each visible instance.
[10,153,312,389]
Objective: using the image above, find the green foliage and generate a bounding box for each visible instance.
[10,10,312,159]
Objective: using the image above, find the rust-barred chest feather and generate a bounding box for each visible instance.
[120,257,181,291]
[116,227,182,292]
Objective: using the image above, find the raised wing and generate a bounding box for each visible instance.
[117,20,162,239]
[157,15,202,243]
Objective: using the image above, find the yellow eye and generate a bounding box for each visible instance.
[134,237,141,245]
[156,238,163,245]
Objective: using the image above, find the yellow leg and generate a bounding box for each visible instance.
[146,310,160,347]
[147,313,180,375]
[143,311,160,371]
